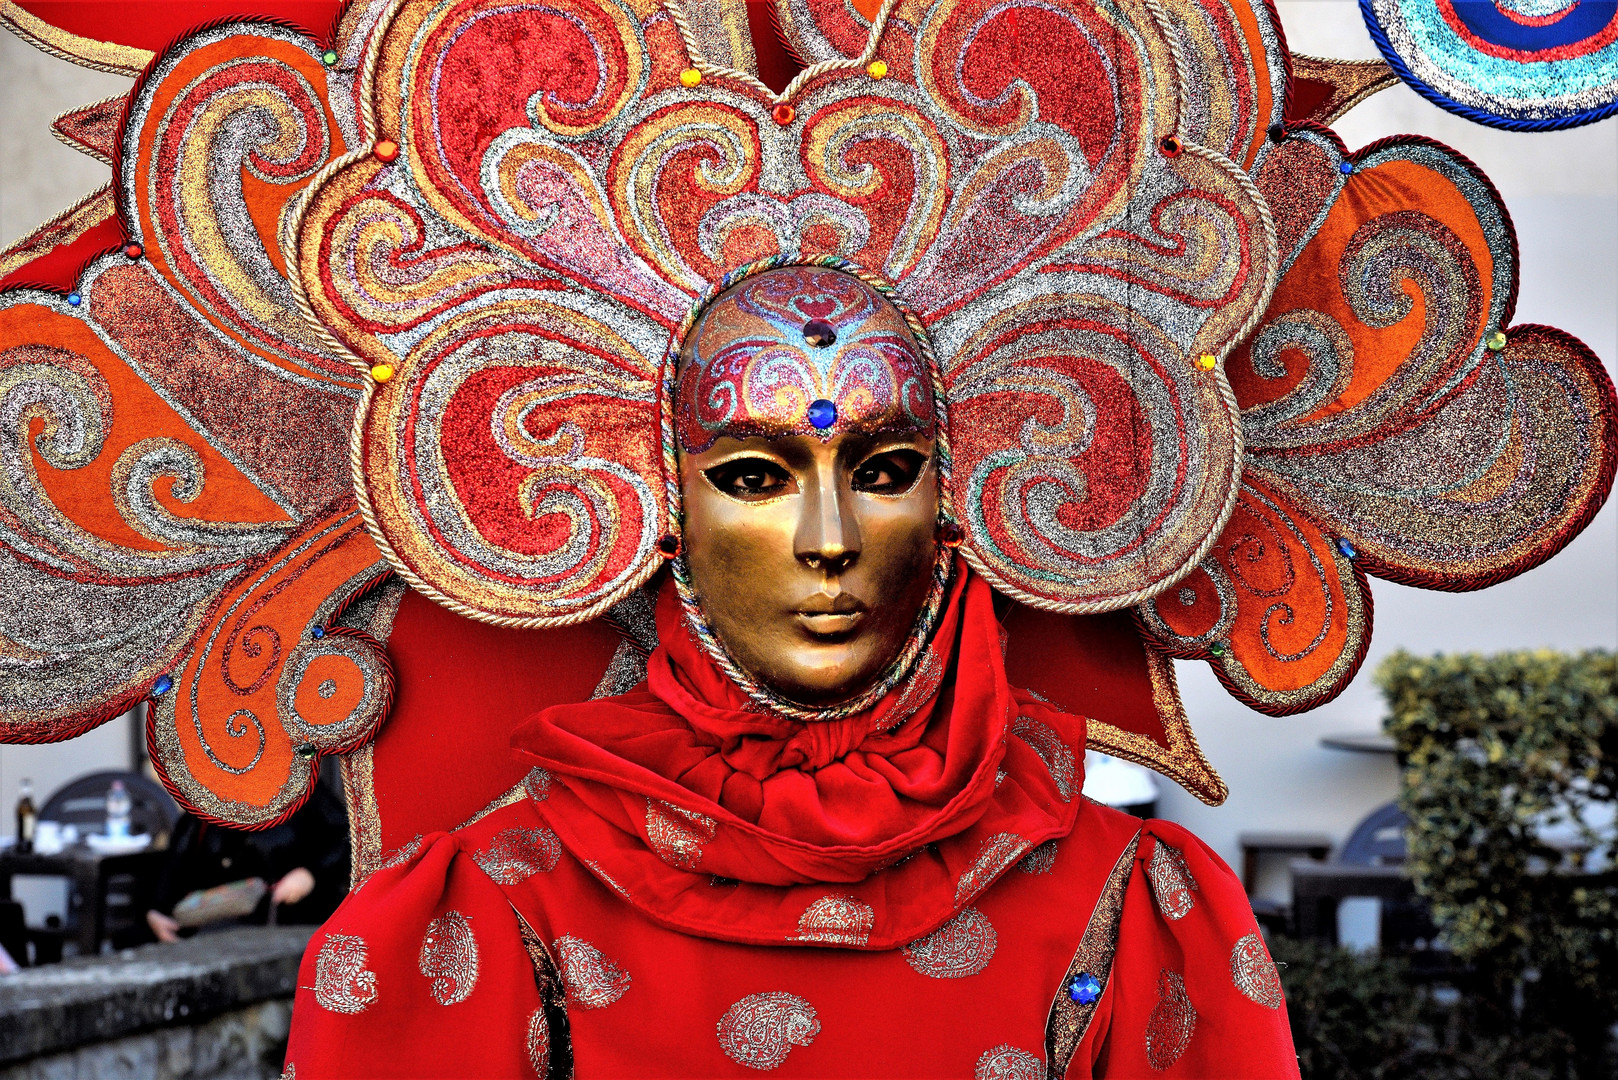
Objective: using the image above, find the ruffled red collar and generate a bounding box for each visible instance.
[509,565,1087,947]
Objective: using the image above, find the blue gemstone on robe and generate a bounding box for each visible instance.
[807,399,837,430]
[312,626,326,639]
[1336,538,1357,560]
[1339,162,1355,175]
[152,675,172,696]
[1068,972,1102,1004]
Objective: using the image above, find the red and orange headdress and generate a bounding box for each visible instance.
[1,0,1611,846]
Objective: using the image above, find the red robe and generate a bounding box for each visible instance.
[285,573,1299,1078]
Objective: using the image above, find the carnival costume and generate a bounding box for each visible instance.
[0,0,1614,1075]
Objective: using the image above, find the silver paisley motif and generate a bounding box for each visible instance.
[554,935,631,1008]
[313,933,378,1014]
[1146,841,1198,920]
[792,894,874,946]
[525,1008,551,1076]
[716,992,820,1070]
[903,907,997,978]
[975,1044,1045,1080]
[1231,932,1284,1008]
[1011,716,1075,800]
[472,825,562,884]
[1018,840,1058,874]
[645,799,717,871]
[955,832,1031,905]
[419,911,479,1006]
[1145,969,1197,1069]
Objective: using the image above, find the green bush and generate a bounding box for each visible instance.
[1274,937,1576,1080]
[1364,649,1618,1077]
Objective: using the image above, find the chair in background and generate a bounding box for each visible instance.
[1290,801,1441,959]
[1237,830,1333,935]
[32,771,177,952]
[39,771,179,841]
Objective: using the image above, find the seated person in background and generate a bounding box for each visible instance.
[146,759,349,942]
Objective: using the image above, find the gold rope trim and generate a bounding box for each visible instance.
[0,183,116,279]
[0,1,152,76]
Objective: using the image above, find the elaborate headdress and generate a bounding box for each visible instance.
[1,0,1612,844]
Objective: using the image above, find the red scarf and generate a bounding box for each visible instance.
[510,564,1087,947]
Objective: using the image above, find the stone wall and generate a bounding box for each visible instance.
[0,999,291,1080]
[0,927,310,1080]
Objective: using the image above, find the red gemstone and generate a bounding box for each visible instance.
[772,104,795,126]
[374,139,400,162]
[939,521,965,548]
[657,533,682,559]
[123,243,143,260]
[1159,136,1183,158]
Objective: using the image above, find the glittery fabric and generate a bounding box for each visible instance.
[287,0,1275,624]
[973,1044,1045,1080]
[553,935,632,1009]
[792,894,876,946]
[645,799,718,872]
[902,906,997,977]
[1363,0,1618,129]
[419,911,480,1005]
[1044,832,1138,1074]
[1145,969,1198,1068]
[312,933,379,1015]
[1145,840,1198,920]
[955,832,1032,906]
[1230,931,1284,1008]
[471,825,564,884]
[675,267,934,452]
[1010,716,1076,801]
[716,992,821,1070]
[1139,127,1618,716]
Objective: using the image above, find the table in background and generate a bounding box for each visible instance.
[0,847,165,957]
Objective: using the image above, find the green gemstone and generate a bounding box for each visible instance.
[1209,642,1227,657]
[1486,330,1507,351]
[321,50,339,65]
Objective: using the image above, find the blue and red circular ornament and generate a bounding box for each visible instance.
[1362,0,1618,129]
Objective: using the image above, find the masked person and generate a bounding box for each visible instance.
[2,0,1612,1076]
[282,267,1296,1078]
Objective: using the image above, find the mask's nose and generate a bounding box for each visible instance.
[794,461,861,575]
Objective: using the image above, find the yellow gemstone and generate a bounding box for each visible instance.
[1486,330,1508,351]
[679,67,702,88]
[867,59,888,79]
[371,363,395,383]
[1196,353,1217,370]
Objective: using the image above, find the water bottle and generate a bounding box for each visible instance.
[105,780,131,840]
[14,778,36,854]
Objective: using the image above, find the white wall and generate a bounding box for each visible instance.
[0,6,1614,878]
[1160,1,1618,880]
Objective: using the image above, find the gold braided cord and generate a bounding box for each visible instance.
[661,0,897,106]
[48,95,125,165]
[0,0,151,75]
[0,183,115,278]
[282,0,408,375]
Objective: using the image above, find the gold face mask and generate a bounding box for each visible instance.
[675,266,942,707]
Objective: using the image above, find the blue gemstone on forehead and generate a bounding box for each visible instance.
[807,399,838,430]
[1068,972,1102,1005]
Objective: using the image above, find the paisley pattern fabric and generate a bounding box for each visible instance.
[1363,0,1618,129]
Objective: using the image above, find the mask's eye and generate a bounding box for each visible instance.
[704,458,793,500]
[851,449,926,495]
